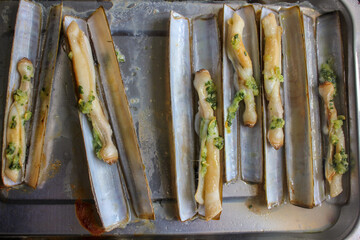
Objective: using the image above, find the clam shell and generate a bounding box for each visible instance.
[1,0,42,187]
[169,11,197,221]
[222,5,263,184]
[63,15,130,231]
[316,12,349,204]
[280,6,314,208]
[219,4,258,200]
[237,5,263,183]
[170,9,258,220]
[260,7,285,209]
[303,14,325,206]
[25,4,63,189]
[222,5,239,183]
[87,7,154,220]
[191,14,222,218]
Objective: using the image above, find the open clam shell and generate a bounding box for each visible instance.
[280,6,314,208]
[169,11,197,221]
[25,4,63,189]
[259,7,285,209]
[191,14,223,218]
[303,14,325,206]
[222,4,263,184]
[1,0,42,187]
[316,11,349,204]
[87,7,154,220]
[222,5,238,183]
[63,15,130,231]
[170,9,258,221]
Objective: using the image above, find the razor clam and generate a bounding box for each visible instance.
[169,11,197,221]
[25,4,63,189]
[222,5,238,182]
[63,16,130,231]
[1,0,42,187]
[303,14,325,206]
[260,7,284,209]
[237,6,263,183]
[222,5,263,183]
[192,15,222,219]
[316,12,349,204]
[87,7,154,219]
[280,7,314,208]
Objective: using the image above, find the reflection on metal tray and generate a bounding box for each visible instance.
[0,0,359,238]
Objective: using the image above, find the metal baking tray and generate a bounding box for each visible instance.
[0,0,359,238]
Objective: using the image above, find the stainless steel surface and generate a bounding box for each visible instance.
[0,0,359,238]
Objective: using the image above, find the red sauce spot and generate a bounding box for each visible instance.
[75,199,105,236]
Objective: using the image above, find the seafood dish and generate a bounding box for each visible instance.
[193,69,223,220]
[170,11,258,221]
[261,12,284,150]
[225,12,258,129]
[63,14,130,231]
[222,5,263,184]
[66,20,119,164]
[1,1,63,189]
[87,8,155,220]
[317,12,349,199]
[63,6,155,230]
[4,58,34,183]
[319,71,348,197]
[259,7,285,209]
[0,0,358,237]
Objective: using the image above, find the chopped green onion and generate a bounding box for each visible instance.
[269,117,285,130]
[226,90,246,132]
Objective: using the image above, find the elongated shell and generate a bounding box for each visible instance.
[220,5,259,200]
[303,14,325,206]
[191,14,222,219]
[222,4,238,182]
[63,15,130,231]
[25,4,63,189]
[260,7,285,209]
[1,0,42,187]
[280,6,314,208]
[222,5,263,184]
[169,11,197,221]
[316,12,349,204]
[87,7,154,220]
[237,5,263,184]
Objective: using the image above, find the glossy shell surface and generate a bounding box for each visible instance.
[1,0,42,187]
[280,6,314,208]
[25,4,63,189]
[87,7,154,220]
[260,7,285,209]
[63,14,130,231]
[169,11,197,221]
[316,12,349,204]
